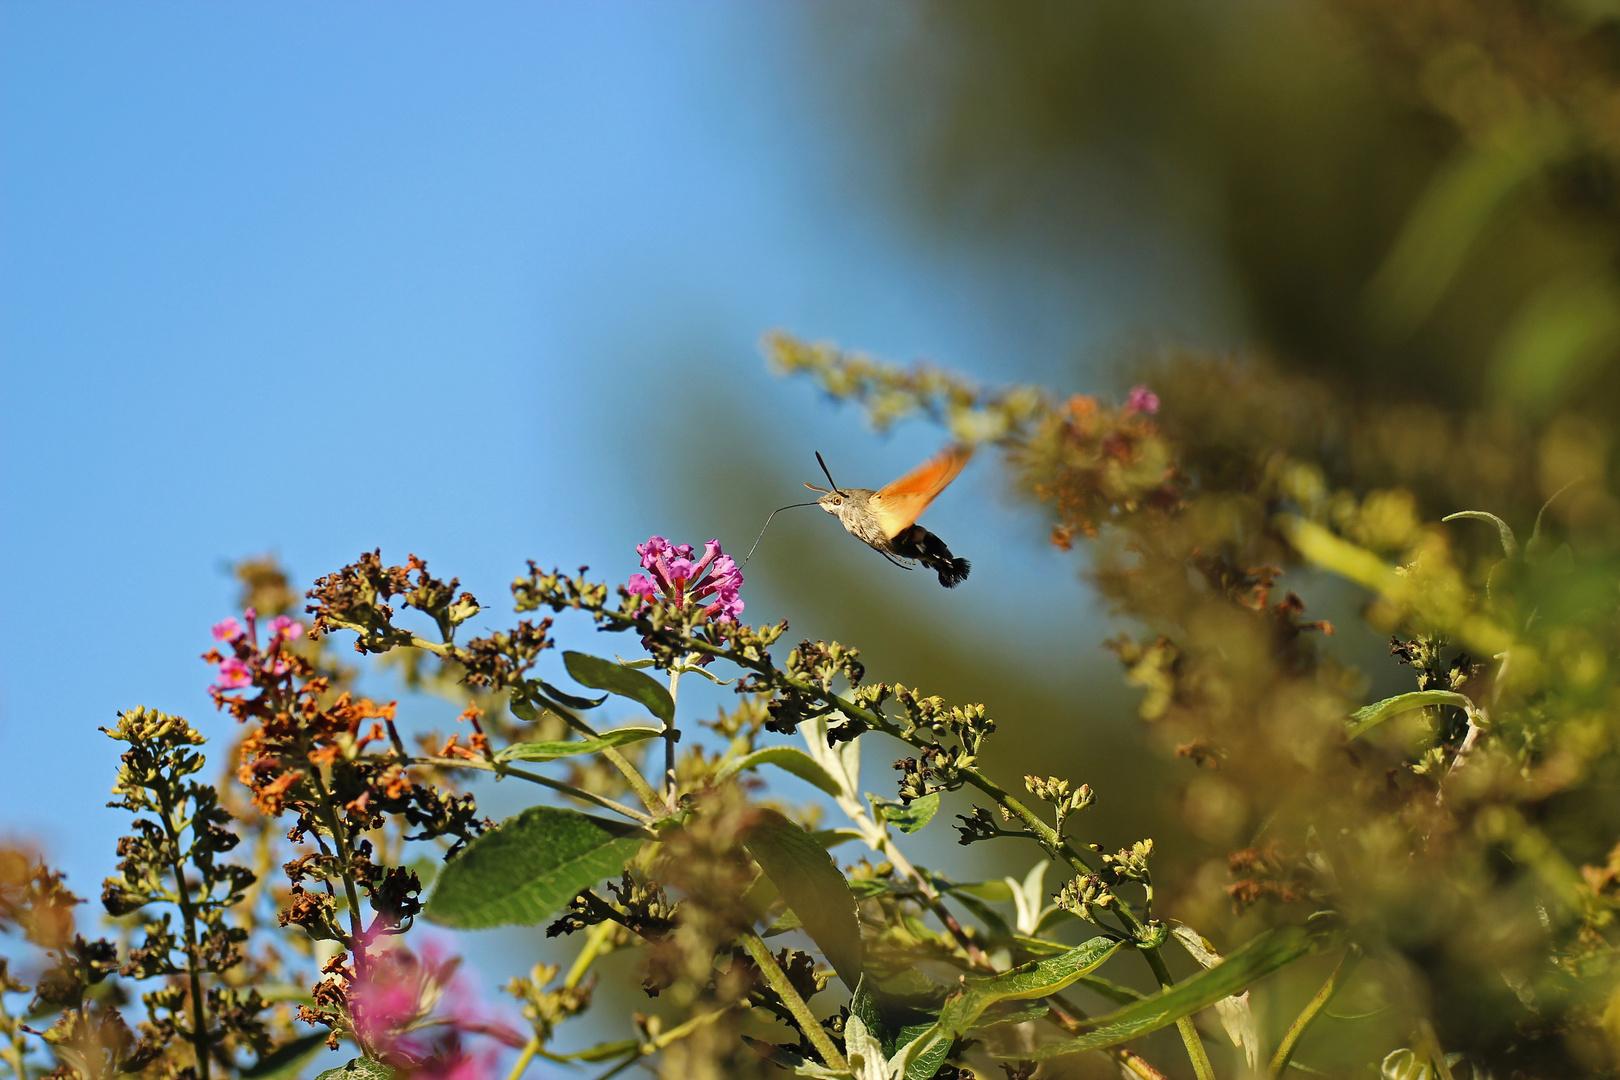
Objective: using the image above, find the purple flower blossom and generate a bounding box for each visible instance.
[211,617,245,642]
[628,536,745,622]
[212,658,252,691]
[268,615,304,642]
[1126,385,1160,416]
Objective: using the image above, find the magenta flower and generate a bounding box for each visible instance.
[268,615,304,642]
[211,617,245,642]
[212,658,252,691]
[349,936,521,1076]
[1125,385,1160,416]
[628,536,744,622]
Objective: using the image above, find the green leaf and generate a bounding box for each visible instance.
[949,890,1014,943]
[871,793,939,834]
[898,936,1123,1078]
[563,652,674,724]
[549,1039,640,1063]
[496,727,661,763]
[1441,511,1519,561]
[534,679,608,711]
[716,747,844,798]
[849,974,886,1045]
[1346,690,1476,741]
[743,809,864,990]
[241,1033,330,1080]
[1011,925,1327,1059]
[314,1059,392,1080]
[424,805,644,929]
[942,879,1013,902]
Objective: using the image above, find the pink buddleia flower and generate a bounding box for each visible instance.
[350,936,521,1075]
[211,617,245,642]
[212,658,252,691]
[268,615,304,642]
[627,536,745,623]
[1125,385,1160,416]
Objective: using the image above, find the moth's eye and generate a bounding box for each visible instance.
[832,497,842,506]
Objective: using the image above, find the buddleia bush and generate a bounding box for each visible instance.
[9,2,1620,1076]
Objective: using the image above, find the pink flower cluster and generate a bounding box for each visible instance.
[626,536,744,623]
[350,935,521,1079]
[207,608,304,692]
[1125,384,1160,416]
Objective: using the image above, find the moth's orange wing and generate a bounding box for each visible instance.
[868,445,972,539]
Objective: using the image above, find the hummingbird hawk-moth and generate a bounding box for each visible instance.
[802,446,972,587]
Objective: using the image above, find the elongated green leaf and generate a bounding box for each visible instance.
[314,1059,392,1080]
[564,652,674,724]
[1012,926,1326,1059]
[1347,690,1475,741]
[872,793,939,834]
[241,1033,330,1080]
[899,936,1122,1078]
[549,1039,640,1063]
[534,679,608,711]
[743,809,864,990]
[943,879,1013,902]
[716,747,843,798]
[424,806,643,929]
[496,727,661,763]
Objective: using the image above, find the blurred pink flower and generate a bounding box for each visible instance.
[212,658,252,691]
[269,615,304,642]
[1125,385,1160,416]
[349,936,522,1077]
[211,617,245,642]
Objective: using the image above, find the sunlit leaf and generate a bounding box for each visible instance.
[871,793,939,833]
[1346,690,1475,741]
[1011,926,1326,1059]
[495,726,661,762]
[898,936,1122,1078]
[424,806,643,929]
[744,809,864,990]
[314,1059,392,1080]
[716,747,844,798]
[563,651,674,724]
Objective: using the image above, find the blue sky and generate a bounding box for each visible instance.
[0,1,1206,1048]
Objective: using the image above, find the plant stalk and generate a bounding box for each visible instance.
[156,787,212,1080]
[1268,946,1362,1078]
[739,929,846,1071]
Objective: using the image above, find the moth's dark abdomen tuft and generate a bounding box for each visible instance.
[892,524,970,588]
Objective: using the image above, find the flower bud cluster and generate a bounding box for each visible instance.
[1024,775,1095,835]
[1055,874,1119,923]
[1101,839,1154,881]
[506,963,594,1047]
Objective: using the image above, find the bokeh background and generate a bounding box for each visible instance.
[8,0,1620,1071]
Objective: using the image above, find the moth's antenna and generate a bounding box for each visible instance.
[815,451,844,495]
[741,502,819,568]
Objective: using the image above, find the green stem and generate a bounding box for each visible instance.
[0,1001,30,1080]
[311,775,365,949]
[1268,947,1362,1078]
[410,757,655,826]
[505,1038,540,1080]
[665,666,682,809]
[739,929,846,1071]
[1140,947,1216,1080]
[564,919,618,989]
[156,787,212,1080]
